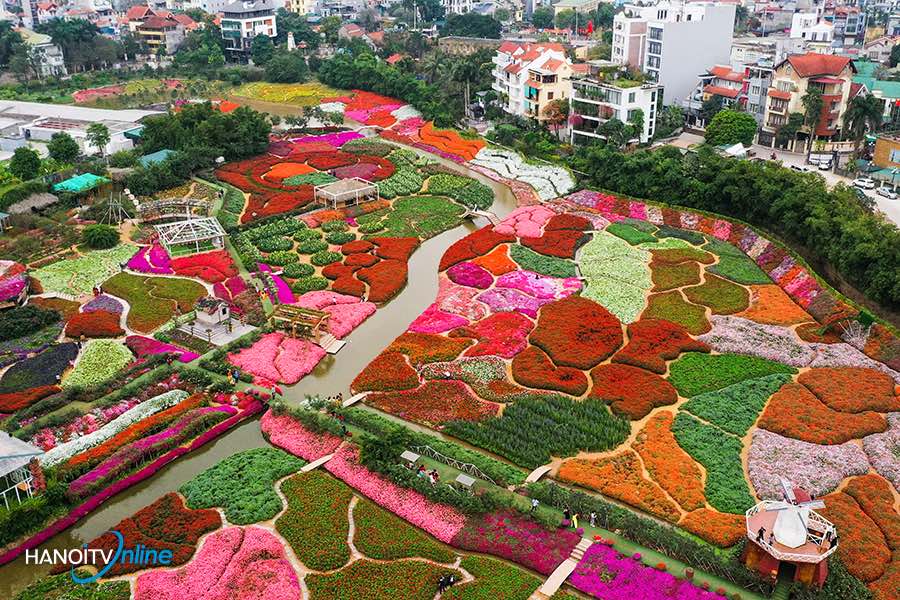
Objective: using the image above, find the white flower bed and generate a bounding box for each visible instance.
[390,104,421,121]
[318,102,346,114]
[40,390,189,466]
[470,148,575,200]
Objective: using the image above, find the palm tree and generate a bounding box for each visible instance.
[843,94,884,156]
[800,87,824,158]
[421,51,447,85]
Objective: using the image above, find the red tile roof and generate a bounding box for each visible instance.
[543,58,564,72]
[704,85,741,99]
[767,88,791,101]
[783,53,853,78]
[366,30,384,44]
[125,5,152,20]
[386,53,403,65]
[849,82,865,98]
[172,13,196,28]
[571,63,589,74]
[140,16,178,29]
[709,65,745,82]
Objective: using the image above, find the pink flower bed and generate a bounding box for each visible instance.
[293,131,362,147]
[135,526,300,600]
[395,116,425,136]
[436,278,488,321]
[213,275,249,303]
[82,295,124,314]
[258,264,295,304]
[294,291,376,338]
[712,220,732,240]
[495,270,582,300]
[31,397,143,451]
[628,201,647,220]
[227,332,325,384]
[447,261,494,289]
[476,287,550,318]
[324,445,466,543]
[260,409,343,461]
[127,244,173,275]
[570,543,727,600]
[494,205,555,238]
[333,162,379,180]
[125,335,199,363]
[408,303,469,334]
[0,274,27,302]
[294,290,360,309]
[698,316,815,367]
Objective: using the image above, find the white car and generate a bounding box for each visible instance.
[852,178,877,189]
[817,160,832,170]
[876,187,898,199]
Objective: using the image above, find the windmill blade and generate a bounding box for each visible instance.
[767,501,792,511]
[799,500,825,510]
[779,477,796,502]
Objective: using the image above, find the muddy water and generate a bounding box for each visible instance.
[0,163,519,597]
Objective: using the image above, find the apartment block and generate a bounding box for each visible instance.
[221,0,277,59]
[492,42,583,121]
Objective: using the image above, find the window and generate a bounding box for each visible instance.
[889,149,900,163]
[751,85,761,96]
[548,91,554,100]
[648,41,662,55]
[628,92,636,102]
[649,27,662,40]
[647,56,660,68]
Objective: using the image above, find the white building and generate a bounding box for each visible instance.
[221,0,277,59]
[612,1,736,105]
[285,0,317,14]
[443,0,476,15]
[790,12,834,44]
[17,29,67,79]
[492,41,583,121]
[570,62,662,143]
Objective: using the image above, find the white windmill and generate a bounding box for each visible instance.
[767,478,828,548]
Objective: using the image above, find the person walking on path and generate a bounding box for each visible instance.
[590,512,596,527]
[531,498,539,513]
[572,513,579,530]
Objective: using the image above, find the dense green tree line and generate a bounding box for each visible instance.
[571,145,900,310]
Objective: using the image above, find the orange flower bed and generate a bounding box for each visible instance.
[735,285,811,325]
[558,451,681,523]
[511,345,588,396]
[265,162,316,179]
[612,318,709,374]
[470,244,516,275]
[589,364,678,420]
[28,296,80,320]
[798,368,900,413]
[366,379,499,427]
[65,310,124,338]
[370,237,420,261]
[679,509,746,548]
[530,296,623,370]
[843,475,900,550]
[419,122,485,161]
[331,275,366,297]
[820,491,891,583]
[757,383,887,444]
[863,323,900,372]
[352,351,420,393]
[795,322,843,344]
[633,412,705,512]
[440,226,516,271]
[0,385,60,413]
[387,332,472,365]
[870,554,900,600]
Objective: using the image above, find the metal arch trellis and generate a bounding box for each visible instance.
[154,217,226,254]
[411,444,495,485]
[137,197,210,222]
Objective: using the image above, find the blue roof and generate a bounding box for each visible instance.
[138,149,175,167]
[52,173,110,194]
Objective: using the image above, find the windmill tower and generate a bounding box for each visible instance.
[102,191,132,226]
[743,478,837,588]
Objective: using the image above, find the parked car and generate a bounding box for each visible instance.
[852,178,877,189]
[817,160,832,170]
[876,187,898,199]
[790,165,812,173]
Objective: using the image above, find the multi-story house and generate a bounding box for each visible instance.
[221,0,277,60]
[442,0,476,15]
[492,42,582,121]
[790,12,834,44]
[136,15,185,55]
[863,36,899,64]
[17,28,66,78]
[611,1,736,105]
[285,0,317,14]
[758,52,856,149]
[570,61,662,144]
[829,5,864,46]
[682,65,748,128]
[35,2,60,24]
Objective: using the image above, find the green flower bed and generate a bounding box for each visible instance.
[13,570,130,600]
[284,172,338,186]
[683,274,750,314]
[63,340,133,389]
[358,219,386,234]
[255,236,294,252]
[243,218,306,241]
[703,239,770,285]
[378,167,424,199]
[606,222,656,245]
[180,448,304,524]
[276,472,352,570]
[298,238,329,254]
[642,290,709,335]
[291,276,329,293]
[354,497,456,563]
[444,395,630,469]
[311,250,343,266]
[33,245,136,296]
[325,231,356,245]
[667,352,796,397]
[294,228,323,242]
[681,374,793,436]
[364,196,465,240]
[266,250,299,265]
[443,556,542,600]
[102,272,206,333]
[427,173,493,210]
[306,559,452,600]
[509,244,576,278]
[654,225,705,246]
[282,262,315,279]
[341,137,394,156]
[671,412,755,514]
[321,219,349,233]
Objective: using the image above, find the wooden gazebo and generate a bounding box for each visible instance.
[269,305,330,342]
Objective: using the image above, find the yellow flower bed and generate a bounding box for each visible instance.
[231,82,342,106]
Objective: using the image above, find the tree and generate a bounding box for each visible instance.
[9,147,41,181]
[275,8,319,50]
[320,16,342,43]
[494,8,511,22]
[250,34,275,65]
[0,21,22,67]
[47,132,80,163]
[543,99,570,140]
[704,109,758,146]
[265,52,309,83]
[654,105,685,139]
[532,6,554,29]
[800,86,824,154]
[86,123,111,158]
[82,224,120,250]
[597,118,631,148]
[442,13,501,39]
[890,44,900,68]
[699,95,724,124]
[775,112,805,149]
[843,93,884,154]
[628,108,645,140]
[357,7,380,32]
[8,44,39,83]
[555,9,577,30]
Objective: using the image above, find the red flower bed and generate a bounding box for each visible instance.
[798,368,900,413]
[843,475,900,550]
[545,214,592,231]
[170,250,238,284]
[366,380,499,426]
[242,188,314,223]
[520,229,587,259]
[78,492,221,577]
[679,509,746,548]
[307,152,357,170]
[451,312,533,358]
[331,275,366,297]
[440,227,516,271]
[371,237,420,261]
[65,310,124,338]
[366,110,396,128]
[352,351,420,392]
[612,318,709,374]
[530,296,623,370]
[863,324,900,372]
[322,263,360,280]
[511,346,588,396]
[589,364,678,419]
[820,491,891,583]
[0,385,60,412]
[342,240,375,255]
[357,259,408,303]
[388,332,472,364]
[758,383,887,444]
[344,253,379,268]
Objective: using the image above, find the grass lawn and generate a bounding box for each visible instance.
[102,272,206,333]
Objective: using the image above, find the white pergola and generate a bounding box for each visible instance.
[0,432,43,510]
[155,217,226,255]
[314,177,379,209]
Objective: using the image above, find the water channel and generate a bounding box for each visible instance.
[0,158,519,597]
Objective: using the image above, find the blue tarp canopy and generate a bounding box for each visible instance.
[138,149,175,167]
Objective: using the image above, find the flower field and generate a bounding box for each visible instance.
[32,245,136,296]
[102,272,206,333]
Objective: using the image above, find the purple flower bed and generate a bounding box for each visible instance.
[476,287,550,318]
[127,244,173,275]
[495,270,582,300]
[0,274,27,302]
[0,343,78,393]
[698,316,815,367]
[82,294,124,314]
[451,510,581,575]
[332,162,379,180]
[293,131,362,147]
[124,335,199,364]
[447,261,494,289]
[863,413,900,490]
[748,429,869,500]
[256,264,294,304]
[570,543,727,600]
